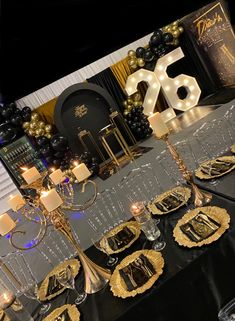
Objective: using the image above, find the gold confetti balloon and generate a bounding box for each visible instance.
[38,121,45,129]
[31,112,40,121]
[45,124,52,133]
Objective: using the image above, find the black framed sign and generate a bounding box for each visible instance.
[54,83,121,161]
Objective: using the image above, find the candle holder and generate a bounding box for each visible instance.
[159,133,212,207]
[8,170,109,294]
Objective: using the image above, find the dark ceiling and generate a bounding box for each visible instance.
[1,0,234,103]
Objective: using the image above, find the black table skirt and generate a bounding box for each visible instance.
[33,190,235,321]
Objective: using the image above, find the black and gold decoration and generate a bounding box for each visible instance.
[20,106,73,171]
[0,102,24,147]
[122,93,153,140]
[127,22,184,71]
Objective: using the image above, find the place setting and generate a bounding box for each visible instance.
[173,206,230,248]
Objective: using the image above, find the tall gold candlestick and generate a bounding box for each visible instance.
[161,133,212,207]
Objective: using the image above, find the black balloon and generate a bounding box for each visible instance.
[0,123,17,145]
[54,151,64,159]
[10,114,23,126]
[143,49,154,62]
[40,145,53,157]
[149,34,161,47]
[162,32,174,44]
[22,106,32,114]
[136,47,145,58]
[1,106,14,119]
[153,29,163,39]
[90,163,99,175]
[51,134,68,151]
[36,136,50,147]
[53,159,62,166]
[45,156,54,164]
[22,113,31,122]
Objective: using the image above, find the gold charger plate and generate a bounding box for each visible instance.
[195,156,235,180]
[42,304,80,321]
[100,221,141,255]
[38,259,80,301]
[231,144,235,154]
[147,186,191,215]
[110,249,164,298]
[173,206,230,248]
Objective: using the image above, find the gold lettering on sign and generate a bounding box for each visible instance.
[220,44,235,64]
[74,104,88,118]
[196,12,223,39]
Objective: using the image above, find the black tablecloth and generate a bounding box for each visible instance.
[33,191,235,321]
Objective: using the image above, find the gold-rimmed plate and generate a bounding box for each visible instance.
[173,206,230,248]
[100,221,141,255]
[195,156,235,180]
[147,186,191,215]
[110,249,164,298]
[42,304,80,321]
[38,259,80,301]
[231,144,235,154]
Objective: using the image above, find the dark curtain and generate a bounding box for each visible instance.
[87,68,126,112]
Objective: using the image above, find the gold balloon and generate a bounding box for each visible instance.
[123,110,129,116]
[172,20,179,27]
[128,50,136,57]
[127,105,132,112]
[22,122,30,129]
[172,25,178,31]
[178,26,184,33]
[28,129,36,136]
[123,101,128,107]
[173,38,179,46]
[35,128,45,136]
[45,133,52,139]
[133,101,140,107]
[38,121,45,129]
[128,58,137,67]
[45,124,52,133]
[127,98,133,104]
[137,58,145,67]
[131,63,138,69]
[165,27,172,33]
[29,121,38,130]
[173,30,180,38]
[31,112,40,121]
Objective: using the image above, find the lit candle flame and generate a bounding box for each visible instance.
[41,190,49,197]
[20,167,28,171]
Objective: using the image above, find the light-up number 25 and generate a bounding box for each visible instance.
[125,47,201,115]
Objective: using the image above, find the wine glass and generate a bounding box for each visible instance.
[91,231,118,267]
[55,265,87,305]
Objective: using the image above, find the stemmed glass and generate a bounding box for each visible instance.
[55,265,87,305]
[91,231,118,267]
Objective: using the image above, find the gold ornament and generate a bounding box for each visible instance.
[128,50,136,57]
[31,112,40,121]
[22,122,30,129]
[45,124,52,133]
[137,58,145,67]
[29,121,38,130]
[38,121,45,129]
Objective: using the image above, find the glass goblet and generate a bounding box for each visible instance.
[55,265,87,305]
[91,232,118,267]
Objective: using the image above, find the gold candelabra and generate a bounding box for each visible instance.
[160,134,212,207]
[9,172,110,294]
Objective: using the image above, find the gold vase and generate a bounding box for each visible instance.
[48,208,111,294]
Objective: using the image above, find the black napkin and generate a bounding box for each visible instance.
[46,274,64,297]
[155,194,182,212]
[180,211,221,243]
[201,160,233,176]
[107,226,135,251]
[119,254,156,291]
[55,309,71,321]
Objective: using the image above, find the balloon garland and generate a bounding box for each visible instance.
[127,20,184,70]
[122,93,153,140]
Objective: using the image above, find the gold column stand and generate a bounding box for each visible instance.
[160,134,212,207]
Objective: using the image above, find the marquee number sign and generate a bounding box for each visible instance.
[125,47,201,116]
